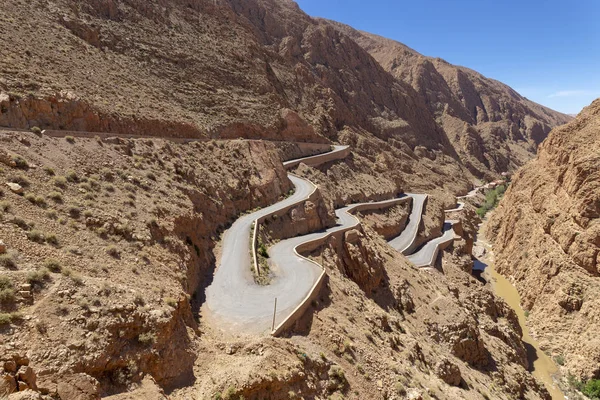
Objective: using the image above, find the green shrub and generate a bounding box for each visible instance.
[554,355,565,366]
[43,166,55,176]
[0,312,21,325]
[9,174,30,187]
[106,245,120,258]
[65,136,75,144]
[27,268,50,287]
[66,170,79,183]
[583,379,600,399]
[68,206,81,218]
[26,230,45,243]
[30,126,42,135]
[46,233,59,246]
[11,217,30,230]
[257,243,269,259]
[0,254,16,269]
[49,191,63,202]
[53,176,67,188]
[137,331,156,345]
[0,277,15,305]
[164,297,177,308]
[0,201,10,212]
[12,156,29,169]
[44,258,62,273]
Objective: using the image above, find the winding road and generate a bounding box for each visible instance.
[204,144,465,334]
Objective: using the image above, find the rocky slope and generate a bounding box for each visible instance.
[0,0,576,399]
[327,21,572,179]
[0,0,568,188]
[0,129,549,400]
[486,99,600,382]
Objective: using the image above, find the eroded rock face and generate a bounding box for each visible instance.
[435,359,462,386]
[487,98,600,379]
[426,310,488,368]
[327,21,572,180]
[57,374,100,400]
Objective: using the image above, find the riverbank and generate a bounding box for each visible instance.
[474,221,565,400]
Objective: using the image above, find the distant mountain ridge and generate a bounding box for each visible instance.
[325,20,572,178]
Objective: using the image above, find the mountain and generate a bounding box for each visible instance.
[0,0,576,398]
[487,98,600,381]
[325,21,572,179]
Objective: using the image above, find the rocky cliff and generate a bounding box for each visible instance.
[0,0,569,187]
[327,22,572,179]
[487,99,600,380]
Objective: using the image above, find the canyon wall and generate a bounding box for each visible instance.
[487,98,600,379]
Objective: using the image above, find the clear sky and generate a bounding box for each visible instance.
[295,0,599,115]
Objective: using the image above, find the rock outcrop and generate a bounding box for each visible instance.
[487,98,600,380]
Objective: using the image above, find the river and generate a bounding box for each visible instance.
[474,223,565,400]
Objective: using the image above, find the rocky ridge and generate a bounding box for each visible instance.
[486,99,600,381]
[326,21,572,179]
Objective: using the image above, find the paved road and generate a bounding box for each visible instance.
[204,145,351,334]
[406,221,458,267]
[387,193,427,255]
[205,144,465,334]
[204,175,318,333]
[283,145,350,170]
[445,202,465,212]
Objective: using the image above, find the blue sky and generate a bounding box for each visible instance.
[295,0,599,115]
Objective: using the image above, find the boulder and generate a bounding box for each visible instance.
[17,366,36,391]
[435,359,462,386]
[8,391,43,399]
[4,360,17,373]
[6,182,23,194]
[57,373,100,400]
[0,374,17,396]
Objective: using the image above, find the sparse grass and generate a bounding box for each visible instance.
[106,245,120,258]
[9,174,30,187]
[49,191,63,202]
[0,277,15,305]
[46,210,58,219]
[43,166,55,176]
[53,176,67,188]
[27,268,50,288]
[12,155,29,169]
[31,126,42,135]
[0,253,17,269]
[164,297,177,308]
[0,312,21,325]
[0,201,10,212]
[66,170,79,183]
[65,136,75,144]
[138,331,156,345]
[44,258,62,273]
[26,230,45,243]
